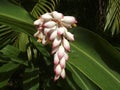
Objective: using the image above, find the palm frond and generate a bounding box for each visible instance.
[31,0,60,18]
[104,0,120,36]
[0,24,19,49]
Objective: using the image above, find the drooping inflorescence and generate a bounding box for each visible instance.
[33,11,77,81]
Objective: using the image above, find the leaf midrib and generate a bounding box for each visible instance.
[0,14,33,25]
[67,63,90,90]
[71,43,120,83]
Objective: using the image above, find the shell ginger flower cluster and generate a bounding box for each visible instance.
[33,11,77,81]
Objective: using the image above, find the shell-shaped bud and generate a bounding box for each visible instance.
[37,38,41,43]
[44,28,51,35]
[42,36,47,45]
[54,75,60,81]
[52,11,63,20]
[63,37,70,51]
[64,52,69,61]
[65,31,74,41]
[51,46,59,54]
[57,27,66,35]
[61,69,66,78]
[41,13,52,21]
[49,30,57,40]
[55,64,62,75]
[34,18,44,25]
[34,30,40,37]
[37,26,43,30]
[52,37,61,48]
[54,53,59,65]
[61,16,77,24]
[57,45,65,59]
[44,21,57,28]
[60,57,66,68]
[37,32,44,39]
[62,22,72,28]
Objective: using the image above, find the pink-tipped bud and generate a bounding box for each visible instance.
[57,27,66,35]
[52,37,61,48]
[34,31,40,37]
[64,52,69,61]
[42,36,47,45]
[49,30,57,40]
[65,31,74,41]
[54,53,59,65]
[62,22,72,28]
[37,32,44,39]
[60,57,66,68]
[44,21,56,28]
[61,69,66,79]
[38,26,43,30]
[61,16,77,24]
[54,75,60,81]
[41,13,52,21]
[44,28,51,35]
[34,18,44,25]
[51,46,59,54]
[52,11,63,19]
[57,45,65,59]
[63,37,70,51]
[55,64,62,75]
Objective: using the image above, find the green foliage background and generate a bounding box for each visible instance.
[0,0,120,90]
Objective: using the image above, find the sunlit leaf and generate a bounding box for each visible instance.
[104,0,120,35]
[67,27,120,90]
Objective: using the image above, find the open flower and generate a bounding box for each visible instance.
[33,11,77,81]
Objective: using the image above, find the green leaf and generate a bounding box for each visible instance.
[0,62,19,72]
[15,33,29,52]
[0,45,28,65]
[31,37,50,58]
[0,0,35,36]
[31,0,60,18]
[68,27,120,90]
[66,63,100,90]
[0,24,18,49]
[23,68,39,90]
[0,62,19,88]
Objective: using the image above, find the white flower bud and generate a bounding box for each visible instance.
[51,46,59,54]
[34,18,44,25]
[63,37,70,51]
[44,28,51,35]
[37,32,44,39]
[52,37,61,48]
[62,22,72,28]
[60,57,66,68]
[52,11,63,20]
[34,30,40,37]
[57,45,65,59]
[64,52,69,61]
[55,64,62,75]
[61,16,77,24]
[44,21,57,28]
[61,69,66,78]
[42,36,47,45]
[54,53,59,65]
[65,31,74,41]
[54,75,60,81]
[49,30,57,40]
[41,13,52,21]
[57,27,66,35]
